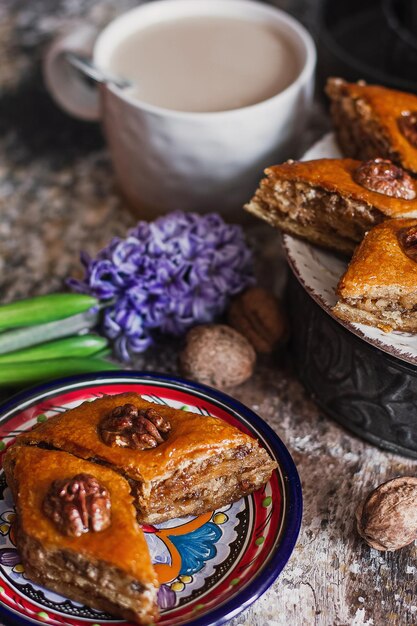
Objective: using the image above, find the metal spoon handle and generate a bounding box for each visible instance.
[65,52,132,89]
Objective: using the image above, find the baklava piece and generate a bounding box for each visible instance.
[333,219,417,332]
[15,393,277,524]
[3,445,158,625]
[245,158,417,255]
[326,77,417,175]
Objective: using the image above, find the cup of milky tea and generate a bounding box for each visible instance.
[44,0,316,218]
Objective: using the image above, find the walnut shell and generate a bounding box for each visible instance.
[227,287,287,353]
[356,476,417,551]
[179,324,256,389]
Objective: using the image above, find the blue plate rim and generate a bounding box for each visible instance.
[0,371,303,626]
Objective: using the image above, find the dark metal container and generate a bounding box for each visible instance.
[317,0,417,94]
[288,272,417,458]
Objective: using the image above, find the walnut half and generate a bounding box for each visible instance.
[353,158,416,200]
[398,110,417,148]
[98,403,171,450]
[398,225,417,262]
[43,473,111,537]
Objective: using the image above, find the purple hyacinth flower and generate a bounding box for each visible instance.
[69,211,254,361]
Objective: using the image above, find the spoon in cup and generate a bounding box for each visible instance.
[65,52,132,89]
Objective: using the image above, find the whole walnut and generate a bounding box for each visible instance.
[356,477,417,551]
[227,287,287,353]
[179,324,256,389]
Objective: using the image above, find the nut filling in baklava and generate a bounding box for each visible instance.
[333,219,417,332]
[135,444,274,523]
[12,393,277,524]
[245,158,417,256]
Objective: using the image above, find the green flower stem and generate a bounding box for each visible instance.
[0,309,100,355]
[0,294,98,331]
[0,357,119,387]
[0,335,109,363]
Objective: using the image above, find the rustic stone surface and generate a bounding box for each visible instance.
[2,1,416,625]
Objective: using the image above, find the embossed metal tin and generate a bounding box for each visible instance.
[287,274,417,458]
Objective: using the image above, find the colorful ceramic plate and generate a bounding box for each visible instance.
[0,372,302,626]
[283,132,417,366]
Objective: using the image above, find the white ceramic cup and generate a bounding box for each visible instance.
[44,0,316,219]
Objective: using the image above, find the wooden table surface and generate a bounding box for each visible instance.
[1,1,416,625]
